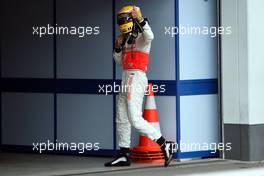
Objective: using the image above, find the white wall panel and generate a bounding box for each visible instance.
[247,0,264,125]
[1,93,54,145]
[221,0,249,124]
[56,0,113,79]
[1,0,54,78]
[180,94,220,152]
[179,0,218,80]
[157,96,176,141]
[57,94,113,150]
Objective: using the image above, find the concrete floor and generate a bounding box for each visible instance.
[0,153,264,176]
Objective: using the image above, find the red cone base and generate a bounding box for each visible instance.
[131,136,164,164]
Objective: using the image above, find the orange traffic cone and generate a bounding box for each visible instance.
[130,83,164,163]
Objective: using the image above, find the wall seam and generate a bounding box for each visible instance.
[112,0,116,151]
[53,0,57,143]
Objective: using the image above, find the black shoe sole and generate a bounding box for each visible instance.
[164,154,173,167]
[104,161,131,167]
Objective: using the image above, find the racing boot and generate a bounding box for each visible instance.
[156,136,175,167]
[104,147,131,167]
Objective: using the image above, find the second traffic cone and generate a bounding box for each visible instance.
[130,83,164,163]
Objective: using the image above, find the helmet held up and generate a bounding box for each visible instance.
[117,5,143,34]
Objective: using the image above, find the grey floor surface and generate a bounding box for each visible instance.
[0,153,264,176]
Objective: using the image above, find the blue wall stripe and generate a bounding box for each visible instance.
[0,78,217,96]
[179,79,218,96]
[175,150,219,159]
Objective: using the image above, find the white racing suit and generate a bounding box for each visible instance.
[114,20,162,148]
